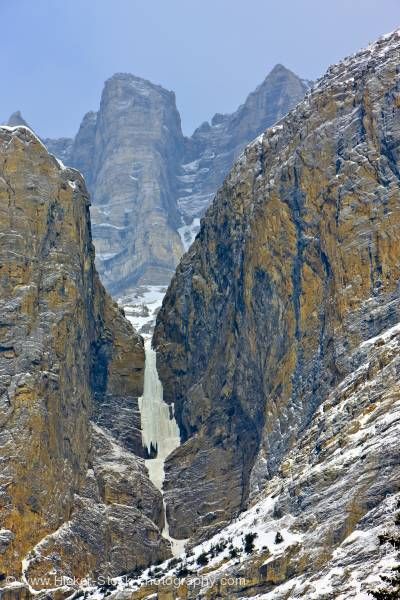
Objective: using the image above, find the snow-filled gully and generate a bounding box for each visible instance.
[138,338,187,556]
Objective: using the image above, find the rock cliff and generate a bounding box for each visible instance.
[4,111,74,166]
[154,28,400,546]
[69,74,185,294]
[0,126,170,591]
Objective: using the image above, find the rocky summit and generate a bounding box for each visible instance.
[70,74,185,294]
[37,66,308,296]
[0,126,171,592]
[178,64,310,223]
[6,111,30,128]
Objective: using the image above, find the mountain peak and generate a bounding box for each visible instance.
[269,62,289,73]
[265,63,306,84]
[104,72,174,98]
[6,110,30,128]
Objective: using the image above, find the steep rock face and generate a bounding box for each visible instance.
[43,136,74,164]
[4,111,74,165]
[69,110,97,185]
[69,74,186,294]
[154,30,400,539]
[0,126,169,588]
[178,65,310,221]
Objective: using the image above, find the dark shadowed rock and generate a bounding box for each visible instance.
[154,30,400,540]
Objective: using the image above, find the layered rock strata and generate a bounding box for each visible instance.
[0,126,169,589]
[154,29,400,541]
[69,74,186,294]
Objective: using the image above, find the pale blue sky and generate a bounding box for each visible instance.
[1,0,399,138]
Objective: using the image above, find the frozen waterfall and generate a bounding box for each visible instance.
[138,338,186,555]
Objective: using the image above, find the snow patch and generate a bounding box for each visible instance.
[177,218,201,251]
[123,285,166,337]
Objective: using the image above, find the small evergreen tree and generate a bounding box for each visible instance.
[197,551,209,566]
[167,557,180,570]
[176,563,191,577]
[244,532,258,554]
[275,531,284,544]
[369,567,400,600]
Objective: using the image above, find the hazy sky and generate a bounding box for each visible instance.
[1,1,399,138]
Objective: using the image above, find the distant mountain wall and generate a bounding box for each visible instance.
[9,66,309,295]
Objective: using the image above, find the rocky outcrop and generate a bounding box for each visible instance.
[154,29,400,541]
[0,126,170,590]
[69,74,186,294]
[4,112,74,165]
[23,424,168,588]
[178,64,310,221]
